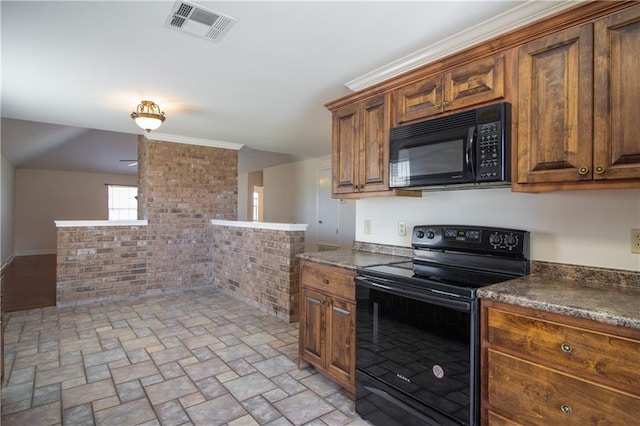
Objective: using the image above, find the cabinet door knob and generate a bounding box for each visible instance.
[578,166,589,175]
[322,278,330,285]
[561,343,572,353]
[595,166,605,174]
[561,404,572,414]
[434,102,441,109]
[443,100,450,107]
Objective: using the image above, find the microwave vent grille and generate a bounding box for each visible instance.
[391,109,477,140]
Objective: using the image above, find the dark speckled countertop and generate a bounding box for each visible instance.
[298,246,640,332]
[297,249,410,270]
[477,275,640,330]
[478,261,640,331]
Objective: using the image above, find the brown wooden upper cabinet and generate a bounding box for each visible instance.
[332,94,390,196]
[394,54,506,125]
[517,5,640,189]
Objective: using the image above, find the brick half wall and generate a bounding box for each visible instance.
[211,224,305,323]
[57,225,149,306]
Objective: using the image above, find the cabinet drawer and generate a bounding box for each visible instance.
[487,307,640,393]
[487,410,522,426]
[488,349,640,426]
[300,262,355,302]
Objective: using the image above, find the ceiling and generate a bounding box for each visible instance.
[1,1,580,175]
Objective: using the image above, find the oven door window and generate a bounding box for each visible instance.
[356,287,471,424]
[390,127,474,187]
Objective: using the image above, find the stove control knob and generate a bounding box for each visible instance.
[489,233,502,247]
[425,230,435,239]
[504,234,518,248]
[415,230,425,239]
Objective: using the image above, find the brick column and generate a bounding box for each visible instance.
[138,138,238,293]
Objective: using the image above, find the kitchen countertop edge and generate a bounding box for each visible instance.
[478,274,640,331]
[297,249,411,270]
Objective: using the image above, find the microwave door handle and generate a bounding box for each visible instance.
[466,126,476,177]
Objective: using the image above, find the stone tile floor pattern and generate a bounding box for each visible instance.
[1,288,372,426]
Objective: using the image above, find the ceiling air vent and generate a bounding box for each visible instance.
[165,1,237,43]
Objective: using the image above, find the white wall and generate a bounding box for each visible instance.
[263,156,356,252]
[356,187,640,271]
[15,168,137,255]
[238,172,248,221]
[1,154,16,265]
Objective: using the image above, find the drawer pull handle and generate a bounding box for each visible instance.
[322,278,330,285]
[561,404,572,414]
[561,343,572,353]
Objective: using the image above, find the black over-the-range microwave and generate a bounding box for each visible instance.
[389,102,511,189]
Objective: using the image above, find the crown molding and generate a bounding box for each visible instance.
[345,0,581,92]
[145,132,244,150]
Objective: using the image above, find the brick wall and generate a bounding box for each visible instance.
[57,137,239,305]
[212,224,305,323]
[139,138,237,292]
[57,225,148,305]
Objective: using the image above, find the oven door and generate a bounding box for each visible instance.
[389,125,476,188]
[355,275,479,426]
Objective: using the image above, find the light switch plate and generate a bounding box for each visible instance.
[632,229,640,254]
[364,219,372,235]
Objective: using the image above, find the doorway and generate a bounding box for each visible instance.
[316,168,341,250]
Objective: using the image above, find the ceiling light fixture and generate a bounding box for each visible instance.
[130,100,166,132]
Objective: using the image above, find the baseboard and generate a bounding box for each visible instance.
[1,255,15,275]
[14,249,57,256]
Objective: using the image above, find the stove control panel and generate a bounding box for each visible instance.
[412,225,529,258]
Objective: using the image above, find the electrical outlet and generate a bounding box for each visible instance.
[398,221,406,236]
[632,229,640,254]
[364,219,372,235]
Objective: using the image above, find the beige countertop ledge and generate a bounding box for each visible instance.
[55,220,148,227]
[210,219,308,232]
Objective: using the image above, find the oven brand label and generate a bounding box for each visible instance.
[432,365,445,379]
[396,373,411,383]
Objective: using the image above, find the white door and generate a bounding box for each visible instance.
[317,168,340,247]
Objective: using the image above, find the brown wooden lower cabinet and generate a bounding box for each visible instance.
[481,299,640,425]
[299,260,356,393]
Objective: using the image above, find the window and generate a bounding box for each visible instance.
[108,185,138,220]
[252,186,263,222]
[252,191,259,221]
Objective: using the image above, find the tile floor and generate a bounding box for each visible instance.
[1,288,371,426]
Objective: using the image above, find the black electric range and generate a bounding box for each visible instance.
[355,225,530,426]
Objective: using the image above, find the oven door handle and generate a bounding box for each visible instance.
[355,276,472,312]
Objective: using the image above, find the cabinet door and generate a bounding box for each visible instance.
[394,75,443,124]
[359,94,390,192]
[594,5,640,180]
[325,297,355,391]
[444,54,505,111]
[517,25,593,184]
[332,104,359,194]
[300,289,325,368]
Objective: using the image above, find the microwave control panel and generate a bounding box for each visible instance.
[477,121,504,181]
